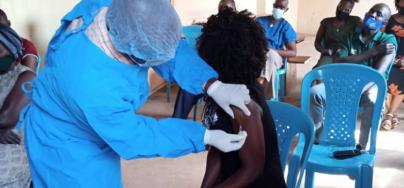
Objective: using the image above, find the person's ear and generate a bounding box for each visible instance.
[7,20,10,27]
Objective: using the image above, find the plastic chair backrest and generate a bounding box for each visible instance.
[267,101,314,188]
[182,25,203,50]
[300,64,386,154]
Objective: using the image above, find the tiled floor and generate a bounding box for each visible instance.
[123,36,404,188]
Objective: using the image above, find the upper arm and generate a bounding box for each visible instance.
[0,71,36,128]
[231,101,266,174]
[315,20,327,45]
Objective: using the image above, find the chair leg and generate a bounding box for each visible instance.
[304,169,315,188]
[360,165,373,188]
[286,155,300,188]
[279,74,286,98]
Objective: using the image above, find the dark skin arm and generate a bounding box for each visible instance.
[201,147,222,188]
[0,71,35,129]
[202,101,266,188]
[276,42,297,58]
[314,24,331,55]
[21,55,38,73]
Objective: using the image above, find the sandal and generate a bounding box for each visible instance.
[392,114,400,129]
[381,113,393,131]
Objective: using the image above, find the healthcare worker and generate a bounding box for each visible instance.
[21,0,252,187]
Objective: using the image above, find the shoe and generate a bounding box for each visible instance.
[392,114,400,129]
[381,113,393,131]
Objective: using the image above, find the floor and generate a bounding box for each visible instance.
[122,36,404,188]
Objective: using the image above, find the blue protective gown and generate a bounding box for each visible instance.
[22,1,217,187]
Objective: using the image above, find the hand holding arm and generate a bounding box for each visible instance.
[206,80,251,118]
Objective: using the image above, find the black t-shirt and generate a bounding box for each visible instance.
[386,16,404,56]
[203,83,286,188]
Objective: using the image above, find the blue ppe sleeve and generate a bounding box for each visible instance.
[152,40,218,95]
[82,92,207,160]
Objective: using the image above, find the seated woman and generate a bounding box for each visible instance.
[314,0,360,68]
[382,0,404,130]
[0,25,35,187]
[199,9,286,188]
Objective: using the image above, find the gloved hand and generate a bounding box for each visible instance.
[204,129,247,152]
[0,129,21,144]
[207,80,251,118]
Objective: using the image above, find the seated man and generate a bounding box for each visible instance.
[310,3,397,147]
[256,0,297,99]
[200,9,286,188]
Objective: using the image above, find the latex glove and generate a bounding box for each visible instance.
[204,129,247,152]
[0,129,21,144]
[207,80,251,118]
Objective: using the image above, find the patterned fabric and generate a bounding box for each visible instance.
[0,64,33,107]
[0,64,33,188]
[85,7,132,65]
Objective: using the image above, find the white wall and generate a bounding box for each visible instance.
[173,0,257,25]
[0,0,79,56]
[297,0,395,34]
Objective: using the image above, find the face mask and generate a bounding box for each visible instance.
[336,9,350,20]
[272,8,285,20]
[363,15,384,31]
[0,56,15,73]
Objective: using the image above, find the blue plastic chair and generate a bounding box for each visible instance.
[166,25,203,103]
[268,101,315,188]
[291,64,387,188]
[272,59,288,101]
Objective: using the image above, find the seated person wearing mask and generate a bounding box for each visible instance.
[256,0,297,99]
[0,9,39,73]
[314,0,361,68]
[310,3,397,147]
[200,9,286,188]
[0,25,35,188]
[381,0,404,130]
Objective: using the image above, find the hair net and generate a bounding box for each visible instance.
[0,25,22,59]
[106,0,182,63]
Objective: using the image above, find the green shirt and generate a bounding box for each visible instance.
[321,16,361,51]
[337,30,398,67]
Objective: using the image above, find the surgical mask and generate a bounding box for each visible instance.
[363,15,384,31]
[336,9,350,20]
[272,8,285,20]
[0,56,15,73]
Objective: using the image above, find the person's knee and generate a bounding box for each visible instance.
[310,84,326,105]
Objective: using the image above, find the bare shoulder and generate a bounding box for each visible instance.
[232,100,263,121]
